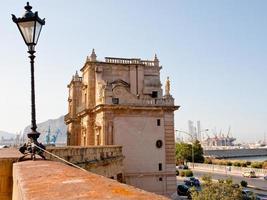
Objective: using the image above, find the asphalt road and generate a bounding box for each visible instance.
[171,170,267,200]
[192,169,267,196]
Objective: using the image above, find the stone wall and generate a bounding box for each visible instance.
[0,149,21,200]
[45,146,124,180]
[12,160,169,200]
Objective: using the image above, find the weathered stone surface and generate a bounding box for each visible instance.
[45,146,124,180]
[12,160,169,200]
[0,148,21,200]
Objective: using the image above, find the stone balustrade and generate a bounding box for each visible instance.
[124,97,174,106]
[105,57,157,67]
[140,60,155,66]
[72,76,82,82]
[75,98,174,115]
[45,146,124,179]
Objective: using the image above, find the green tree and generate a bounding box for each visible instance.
[175,142,192,163]
[175,140,204,164]
[192,140,204,163]
[191,175,242,200]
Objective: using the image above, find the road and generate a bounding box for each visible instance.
[171,170,267,200]
[192,169,267,195]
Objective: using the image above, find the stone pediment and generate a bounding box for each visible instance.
[110,79,137,101]
[110,79,130,89]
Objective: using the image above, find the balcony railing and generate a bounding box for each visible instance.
[105,57,157,67]
[125,98,174,106]
[72,98,174,115]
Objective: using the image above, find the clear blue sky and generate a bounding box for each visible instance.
[0,0,266,142]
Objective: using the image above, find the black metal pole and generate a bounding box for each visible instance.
[29,50,37,133]
[18,49,46,161]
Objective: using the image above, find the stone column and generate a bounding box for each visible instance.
[164,111,176,195]
[87,116,95,145]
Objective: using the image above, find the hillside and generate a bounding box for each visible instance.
[23,115,67,145]
[0,131,16,139]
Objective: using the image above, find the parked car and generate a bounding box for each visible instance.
[243,171,256,178]
[242,189,255,200]
[177,184,191,199]
[184,177,201,187]
[176,165,189,170]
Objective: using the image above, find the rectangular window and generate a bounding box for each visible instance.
[159,163,162,171]
[157,119,161,126]
[112,98,119,104]
[152,91,158,98]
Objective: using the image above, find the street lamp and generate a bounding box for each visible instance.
[176,129,208,168]
[12,2,45,160]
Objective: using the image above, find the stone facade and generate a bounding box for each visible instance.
[65,50,179,195]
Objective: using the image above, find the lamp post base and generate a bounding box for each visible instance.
[27,131,40,140]
[18,131,46,161]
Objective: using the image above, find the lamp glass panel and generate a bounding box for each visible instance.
[34,21,42,44]
[18,21,35,44]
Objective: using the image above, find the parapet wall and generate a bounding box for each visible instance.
[45,145,124,180]
[0,146,124,200]
[0,149,21,200]
[12,160,169,200]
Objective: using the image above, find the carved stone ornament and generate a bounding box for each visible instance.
[113,87,123,96]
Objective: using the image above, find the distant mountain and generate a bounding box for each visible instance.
[0,131,16,139]
[23,115,67,145]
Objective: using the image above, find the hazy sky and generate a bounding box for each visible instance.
[0,1,266,142]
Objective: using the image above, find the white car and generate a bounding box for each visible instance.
[242,171,256,178]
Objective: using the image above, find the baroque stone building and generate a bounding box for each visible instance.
[65,49,179,195]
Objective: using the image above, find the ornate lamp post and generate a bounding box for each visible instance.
[12,2,45,160]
